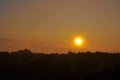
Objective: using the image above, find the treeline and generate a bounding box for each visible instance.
[0,49,120,80]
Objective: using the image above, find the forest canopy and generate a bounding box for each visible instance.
[0,49,120,80]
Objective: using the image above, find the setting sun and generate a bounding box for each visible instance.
[74,37,83,46]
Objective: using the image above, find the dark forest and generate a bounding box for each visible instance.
[0,49,120,80]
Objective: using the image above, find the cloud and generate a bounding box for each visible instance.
[0,38,14,42]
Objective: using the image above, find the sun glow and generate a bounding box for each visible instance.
[74,37,83,46]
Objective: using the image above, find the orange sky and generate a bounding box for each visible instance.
[0,0,120,53]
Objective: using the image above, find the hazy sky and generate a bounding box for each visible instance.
[0,0,120,53]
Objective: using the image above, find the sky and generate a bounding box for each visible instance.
[0,0,120,53]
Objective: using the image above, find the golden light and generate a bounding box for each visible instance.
[74,37,83,46]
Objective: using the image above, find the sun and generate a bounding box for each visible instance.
[74,37,83,46]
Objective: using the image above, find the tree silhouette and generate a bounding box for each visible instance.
[0,49,120,80]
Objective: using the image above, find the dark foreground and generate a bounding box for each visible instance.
[0,49,120,80]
